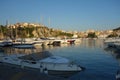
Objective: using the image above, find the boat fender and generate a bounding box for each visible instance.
[43,67,48,74]
[40,65,43,73]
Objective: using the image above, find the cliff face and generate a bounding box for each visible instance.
[32,26,52,38]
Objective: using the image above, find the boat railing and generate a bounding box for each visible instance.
[21,59,37,64]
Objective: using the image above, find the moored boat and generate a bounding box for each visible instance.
[0,51,85,77]
[0,39,12,47]
[67,40,75,44]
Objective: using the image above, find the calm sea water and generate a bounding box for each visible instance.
[0,39,119,80]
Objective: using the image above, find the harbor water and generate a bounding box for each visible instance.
[0,39,119,80]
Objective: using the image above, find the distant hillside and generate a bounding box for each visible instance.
[0,23,73,39]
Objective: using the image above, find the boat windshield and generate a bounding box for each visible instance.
[18,51,53,61]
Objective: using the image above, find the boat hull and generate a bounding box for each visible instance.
[48,70,80,77]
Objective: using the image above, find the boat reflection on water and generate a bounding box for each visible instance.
[104,46,120,80]
[1,42,80,55]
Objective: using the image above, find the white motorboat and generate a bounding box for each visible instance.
[0,40,12,47]
[12,38,35,49]
[13,44,34,49]
[0,51,85,77]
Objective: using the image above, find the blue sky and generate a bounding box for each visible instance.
[0,0,120,31]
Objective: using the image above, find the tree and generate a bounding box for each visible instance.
[87,32,97,38]
[107,32,118,38]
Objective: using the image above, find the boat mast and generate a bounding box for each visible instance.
[6,20,9,39]
[40,16,44,37]
[0,25,3,39]
[40,16,43,26]
[15,25,18,39]
[48,17,51,37]
[6,20,9,27]
[48,16,50,28]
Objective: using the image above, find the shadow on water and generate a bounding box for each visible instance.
[104,44,120,80]
[104,46,120,64]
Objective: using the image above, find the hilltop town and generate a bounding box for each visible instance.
[0,22,120,39]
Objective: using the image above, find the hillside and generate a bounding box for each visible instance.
[113,27,120,31]
[0,23,73,39]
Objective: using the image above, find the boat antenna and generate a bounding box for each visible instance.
[6,20,9,27]
[40,16,43,26]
